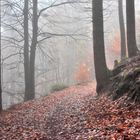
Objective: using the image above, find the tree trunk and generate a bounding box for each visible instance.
[24,0,30,101]
[92,0,109,94]
[0,0,2,111]
[29,0,38,99]
[118,0,127,60]
[126,0,137,57]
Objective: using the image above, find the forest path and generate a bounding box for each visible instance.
[0,83,96,140]
[45,83,96,140]
[1,82,140,139]
[44,82,140,140]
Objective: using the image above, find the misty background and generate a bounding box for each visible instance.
[1,0,140,108]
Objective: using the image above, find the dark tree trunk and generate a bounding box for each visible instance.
[92,0,109,94]
[0,0,2,111]
[29,0,38,99]
[126,0,137,57]
[24,0,30,101]
[118,0,127,60]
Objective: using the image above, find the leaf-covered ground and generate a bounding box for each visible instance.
[0,82,140,140]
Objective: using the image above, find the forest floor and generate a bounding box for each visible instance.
[0,82,140,140]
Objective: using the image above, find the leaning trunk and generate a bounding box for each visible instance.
[126,0,137,57]
[29,0,38,99]
[92,0,109,94]
[118,0,127,60]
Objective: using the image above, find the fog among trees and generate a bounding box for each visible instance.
[1,0,140,139]
[0,0,140,108]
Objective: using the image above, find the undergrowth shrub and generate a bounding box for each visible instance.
[51,84,68,92]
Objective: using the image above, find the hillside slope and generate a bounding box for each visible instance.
[110,54,140,103]
[0,55,140,140]
[0,83,95,140]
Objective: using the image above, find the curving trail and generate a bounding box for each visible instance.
[0,83,96,140]
[45,83,96,140]
[1,82,139,140]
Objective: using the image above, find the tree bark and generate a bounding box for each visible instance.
[126,0,137,57]
[24,0,31,101]
[29,0,38,99]
[0,0,2,111]
[92,0,109,94]
[118,0,127,60]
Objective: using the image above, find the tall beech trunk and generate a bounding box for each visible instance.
[126,0,137,57]
[24,0,30,101]
[118,0,127,60]
[0,0,2,110]
[29,0,38,99]
[92,0,109,94]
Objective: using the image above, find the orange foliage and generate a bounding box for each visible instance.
[110,32,121,56]
[75,63,91,84]
[107,32,121,68]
